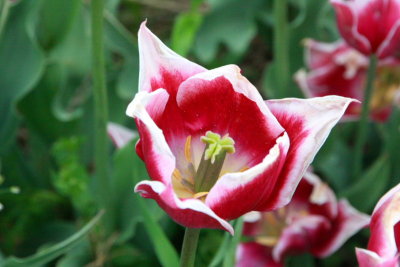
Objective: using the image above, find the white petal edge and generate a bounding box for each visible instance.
[265,96,358,208]
[107,122,137,149]
[137,21,205,93]
[134,180,234,234]
[126,89,176,185]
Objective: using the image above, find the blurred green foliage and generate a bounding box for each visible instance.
[0,0,399,266]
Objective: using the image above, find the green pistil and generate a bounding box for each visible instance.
[194,131,235,193]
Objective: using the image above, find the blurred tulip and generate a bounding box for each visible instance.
[107,122,137,149]
[356,183,400,267]
[127,22,354,234]
[236,172,369,266]
[331,0,400,59]
[296,39,400,122]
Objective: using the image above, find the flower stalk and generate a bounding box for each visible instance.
[91,0,111,217]
[180,228,201,267]
[352,54,378,181]
[273,0,289,98]
[0,0,12,40]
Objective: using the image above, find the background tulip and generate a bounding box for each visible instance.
[296,39,400,122]
[331,0,400,59]
[236,172,369,266]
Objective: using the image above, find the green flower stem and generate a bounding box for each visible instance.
[223,218,244,267]
[352,54,378,181]
[0,0,12,40]
[273,0,289,98]
[91,0,111,218]
[180,228,201,267]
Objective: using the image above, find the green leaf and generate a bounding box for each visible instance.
[286,253,315,267]
[0,0,45,155]
[37,0,80,49]
[223,218,243,267]
[207,232,230,267]
[194,0,264,63]
[104,10,139,100]
[136,197,180,267]
[110,140,179,266]
[3,211,104,267]
[342,156,391,213]
[111,141,144,243]
[171,12,203,56]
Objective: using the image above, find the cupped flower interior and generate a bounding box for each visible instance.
[371,66,400,111]
[244,177,332,247]
[140,68,285,201]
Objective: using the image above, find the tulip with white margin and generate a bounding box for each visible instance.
[236,172,370,266]
[127,21,356,234]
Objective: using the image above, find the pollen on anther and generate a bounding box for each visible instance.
[184,136,192,163]
[193,191,209,199]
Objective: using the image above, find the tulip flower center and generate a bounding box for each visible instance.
[194,131,235,193]
[171,131,235,201]
[371,66,400,111]
[255,208,288,246]
[255,206,310,247]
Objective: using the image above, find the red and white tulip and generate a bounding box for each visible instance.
[127,22,355,234]
[236,172,369,266]
[331,0,400,59]
[356,183,400,267]
[296,39,400,122]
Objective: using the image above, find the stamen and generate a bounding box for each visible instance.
[184,135,192,163]
[193,192,209,199]
[201,131,235,164]
[194,131,236,193]
[239,166,249,172]
[255,236,279,247]
[173,169,183,182]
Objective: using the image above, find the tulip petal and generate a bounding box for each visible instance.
[377,18,400,58]
[367,183,400,260]
[135,181,234,234]
[295,60,364,121]
[272,215,330,261]
[313,200,370,257]
[262,96,355,210]
[330,0,372,54]
[356,248,399,267]
[182,65,283,130]
[138,21,206,94]
[236,242,283,267]
[304,39,345,70]
[176,65,286,168]
[206,133,290,220]
[107,122,137,149]
[126,89,175,185]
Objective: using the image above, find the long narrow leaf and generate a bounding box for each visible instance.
[208,232,230,267]
[342,156,390,212]
[3,211,104,267]
[223,218,244,267]
[137,196,180,267]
